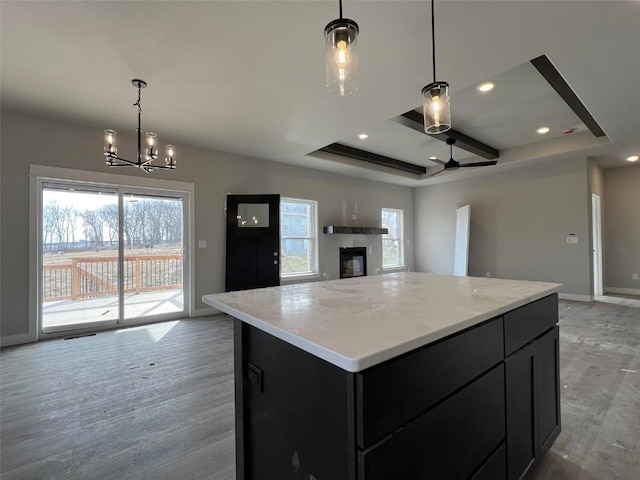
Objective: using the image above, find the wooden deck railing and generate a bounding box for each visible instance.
[43,254,183,302]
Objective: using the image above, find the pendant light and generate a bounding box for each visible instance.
[324,0,359,96]
[422,0,451,134]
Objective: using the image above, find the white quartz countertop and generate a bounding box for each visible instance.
[202,272,561,372]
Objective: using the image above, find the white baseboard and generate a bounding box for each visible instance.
[604,287,640,296]
[1,332,37,348]
[192,307,224,318]
[558,293,593,302]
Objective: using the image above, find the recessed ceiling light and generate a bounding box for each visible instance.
[537,126,550,134]
[627,155,639,162]
[429,156,438,160]
[477,82,495,93]
[358,133,368,139]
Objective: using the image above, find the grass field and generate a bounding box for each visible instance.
[281,254,311,275]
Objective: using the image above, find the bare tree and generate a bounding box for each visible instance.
[80,209,104,248]
[44,200,69,250]
[99,204,119,246]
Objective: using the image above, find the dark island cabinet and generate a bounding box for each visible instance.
[234,294,560,480]
[505,297,561,480]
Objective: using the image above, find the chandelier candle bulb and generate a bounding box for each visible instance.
[104,129,117,154]
[165,145,176,168]
[146,132,157,159]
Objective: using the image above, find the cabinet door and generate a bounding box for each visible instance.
[505,341,537,480]
[536,326,561,455]
[506,326,561,480]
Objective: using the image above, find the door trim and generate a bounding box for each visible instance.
[29,165,195,341]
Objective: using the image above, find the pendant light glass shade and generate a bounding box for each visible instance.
[324,19,359,96]
[422,81,451,134]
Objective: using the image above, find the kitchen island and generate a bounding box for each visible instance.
[203,272,562,480]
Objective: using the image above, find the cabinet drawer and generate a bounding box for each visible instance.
[471,443,507,480]
[358,364,505,480]
[504,294,558,356]
[356,317,504,448]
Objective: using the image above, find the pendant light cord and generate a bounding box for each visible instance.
[339,0,343,19]
[431,0,436,83]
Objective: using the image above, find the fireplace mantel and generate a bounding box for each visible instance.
[323,225,388,235]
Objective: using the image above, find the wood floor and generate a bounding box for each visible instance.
[0,318,236,480]
[1,300,638,480]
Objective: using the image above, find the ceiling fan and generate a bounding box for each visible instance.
[427,138,498,177]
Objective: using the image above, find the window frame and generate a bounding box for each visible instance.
[280,197,319,278]
[381,207,405,269]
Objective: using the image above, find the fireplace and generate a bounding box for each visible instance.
[339,247,367,279]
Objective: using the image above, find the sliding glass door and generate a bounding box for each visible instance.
[42,185,120,331]
[123,193,184,320]
[40,182,188,334]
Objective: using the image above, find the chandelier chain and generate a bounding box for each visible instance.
[133,86,142,114]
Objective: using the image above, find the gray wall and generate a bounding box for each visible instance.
[414,157,592,296]
[603,165,640,291]
[589,161,604,197]
[0,111,414,339]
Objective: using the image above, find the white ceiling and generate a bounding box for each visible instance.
[2,1,639,187]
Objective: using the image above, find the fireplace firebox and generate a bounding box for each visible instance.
[339,247,367,279]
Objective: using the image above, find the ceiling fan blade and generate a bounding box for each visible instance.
[425,168,446,177]
[458,161,498,167]
[428,158,447,166]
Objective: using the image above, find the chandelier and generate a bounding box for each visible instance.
[103,79,176,173]
[422,0,451,134]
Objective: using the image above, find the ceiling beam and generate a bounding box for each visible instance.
[530,55,606,138]
[319,143,427,175]
[392,110,500,160]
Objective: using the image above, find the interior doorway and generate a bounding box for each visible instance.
[454,205,471,276]
[591,194,603,296]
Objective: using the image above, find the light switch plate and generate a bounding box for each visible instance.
[198,240,207,248]
[566,236,578,244]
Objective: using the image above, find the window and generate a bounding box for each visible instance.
[280,198,318,276]
[381,208,404,268]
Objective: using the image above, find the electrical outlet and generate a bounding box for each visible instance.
[486,272,491,278]
[633,273,639,281]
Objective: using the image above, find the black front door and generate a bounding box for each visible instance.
[225,194,280,292]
